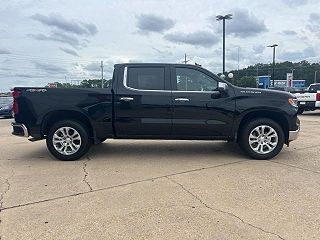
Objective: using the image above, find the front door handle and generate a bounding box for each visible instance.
[120,97,134,102]
[174,98,189,102]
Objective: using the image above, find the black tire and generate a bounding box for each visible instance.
[46,120,91,161]
[239,118,285,160]
[297,108,304,114]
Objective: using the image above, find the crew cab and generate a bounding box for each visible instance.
[294,83,320,114]
[11,63,300,160]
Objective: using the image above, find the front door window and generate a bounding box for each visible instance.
[176,68,218,91]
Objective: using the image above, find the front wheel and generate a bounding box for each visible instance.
[239,118,285,160]
[46,120,91,161]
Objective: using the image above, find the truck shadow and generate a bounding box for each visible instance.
[20,140,245,162]
[87,140,245,161]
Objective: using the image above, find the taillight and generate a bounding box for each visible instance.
[316,93,320,101]
[12,90,21,114]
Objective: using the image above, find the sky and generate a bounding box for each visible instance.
[0,0,319,91]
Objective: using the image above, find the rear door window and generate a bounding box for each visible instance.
[127,67,165,90]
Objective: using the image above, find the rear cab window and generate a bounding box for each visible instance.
[309,84,320,93]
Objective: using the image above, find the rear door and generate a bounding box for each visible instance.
[171,65,235,138]
[114,64,172,138]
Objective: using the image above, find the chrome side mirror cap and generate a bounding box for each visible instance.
[218,82,228,91]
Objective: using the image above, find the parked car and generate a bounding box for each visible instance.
[294,83,320,114]
[0,104,13,118]
[11,63,300,160]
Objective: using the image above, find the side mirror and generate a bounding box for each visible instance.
[218,82,228,91]
[211,82,229,99]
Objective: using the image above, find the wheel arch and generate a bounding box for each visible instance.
[41,110,94,139]
[236,110,289,144]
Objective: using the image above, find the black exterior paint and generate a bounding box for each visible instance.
[12,63,299,142]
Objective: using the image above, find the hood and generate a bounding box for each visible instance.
[234,86,295,99]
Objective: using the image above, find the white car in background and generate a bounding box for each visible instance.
[294,83,320,114]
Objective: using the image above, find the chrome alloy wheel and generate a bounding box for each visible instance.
[52,127,82,155]
[248,125,278,154]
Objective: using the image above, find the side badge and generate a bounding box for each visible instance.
[26,89,47,93]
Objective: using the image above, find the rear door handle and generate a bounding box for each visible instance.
[120,97,134,102]
[174,98,189,102]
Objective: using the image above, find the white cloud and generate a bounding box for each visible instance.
[0,0,319,91]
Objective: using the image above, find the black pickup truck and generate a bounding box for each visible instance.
[11,63,300,160]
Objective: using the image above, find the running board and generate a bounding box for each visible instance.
[28,137,42,142]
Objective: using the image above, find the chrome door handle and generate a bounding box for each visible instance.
[174,98,189,102]
[120,97,134,101]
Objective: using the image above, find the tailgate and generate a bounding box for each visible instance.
[294,93,316,102]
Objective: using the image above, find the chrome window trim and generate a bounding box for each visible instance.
[123,66,170,92]
[123,66,220,94]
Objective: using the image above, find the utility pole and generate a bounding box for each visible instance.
[101,61,104,88]
[315,70,318,83]
[291,68,295,84]
[183,53,190,64]
[237,46,240,71]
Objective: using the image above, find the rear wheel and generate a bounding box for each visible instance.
[46,120,91,161]
[239,118,285,160]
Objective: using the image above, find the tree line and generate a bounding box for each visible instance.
[51,61,320,89]
[48,79,112,88]
[226,60,320,88]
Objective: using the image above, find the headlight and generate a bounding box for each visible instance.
[288,98,298,107]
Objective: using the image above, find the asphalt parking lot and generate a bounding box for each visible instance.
[0,112,320,240]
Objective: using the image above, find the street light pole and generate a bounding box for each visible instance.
[267,44,278,87]
[216,14,232,75]
[101,60,104,88]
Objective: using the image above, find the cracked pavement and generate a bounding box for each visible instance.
[0,111,320,239]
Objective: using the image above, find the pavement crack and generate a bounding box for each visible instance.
[0,171,14,239]
[287,144,320,152]
[166,176,285,240]
[270,161,320,175]
[1,160,246,211]
[82,155,93,191]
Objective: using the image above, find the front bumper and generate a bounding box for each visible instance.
[288,127,300,141]
[0,110,12,117]
[288,117,300,142]
[11,122,29,137]
[298,101,316,109]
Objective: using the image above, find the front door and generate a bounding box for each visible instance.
[171,66,235,138]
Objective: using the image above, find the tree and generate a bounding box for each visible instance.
[237,76,257,88]
[230,61,320,87]
[50,79,112,88]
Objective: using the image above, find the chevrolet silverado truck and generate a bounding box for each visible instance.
[11,63,300,160]
[294,83,320,114]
